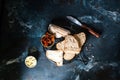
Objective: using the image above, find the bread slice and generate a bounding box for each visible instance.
[64,52,75,60]
[55,33,86,61]
[46,50,63,66]
[56,40,65,51]
[48,24,71,38]
[74,32,86,47]
[64,35,81,54]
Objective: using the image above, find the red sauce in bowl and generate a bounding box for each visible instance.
[41,32,55,48]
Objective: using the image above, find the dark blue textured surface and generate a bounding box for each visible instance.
[0,0,120,80]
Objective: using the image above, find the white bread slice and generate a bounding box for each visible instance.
[46,50,63,66]
[55,33,86,61]
[56,39,77,60]
[56,40,65,51]
[64,35,81,54]
[64,52,75,60]
[74,32,86,47]
[48,24,71,38]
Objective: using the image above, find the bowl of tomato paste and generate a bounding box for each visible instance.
[41,32,55,48]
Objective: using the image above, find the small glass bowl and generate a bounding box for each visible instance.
[41,32,55,48]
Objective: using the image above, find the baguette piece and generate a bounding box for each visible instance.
[48,24,71,38]
[46,50,63,66]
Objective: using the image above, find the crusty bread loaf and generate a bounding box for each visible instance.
[64,35,81,54]
[46,50,63,66]
[56,36,79,60]
[56,35,81,54]
[64,52,75,61]
[74,32,86,47]
[48,24,71,38]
